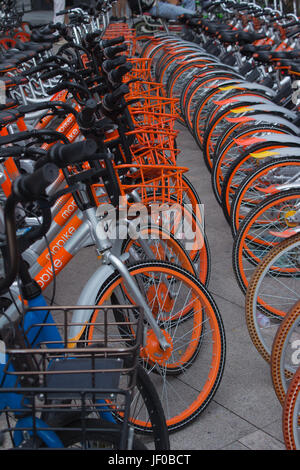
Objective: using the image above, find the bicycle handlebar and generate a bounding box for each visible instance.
[102,56,127,73]
[104,44,127,59]
[108,63,132,84]
[48,139,98,167]
[100,36,125,48]
[78,98,98,128]
[102,84,129,111]
[0,164,59,294]
[14,164,59,202]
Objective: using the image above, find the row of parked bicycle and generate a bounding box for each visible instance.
[0,0,231,450]
[138,0,300,450]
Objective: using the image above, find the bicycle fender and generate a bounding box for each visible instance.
[219,81,276,96]
[226,113,300,135]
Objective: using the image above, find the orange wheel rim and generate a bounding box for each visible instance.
[88,265,223,428]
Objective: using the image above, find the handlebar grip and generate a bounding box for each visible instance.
[102,84,129,111]
[85,29,102,42]
[14,164,59,201]
[102,56,127,73]
[104,44,128,59]
[100,36,125,49]
[0,146,24,159]
[108,63,133,84]
[49,139,98,167]
[56,9,70,15]
[78,98,98,128]
[24,63,54,76]
[40,68,62,80]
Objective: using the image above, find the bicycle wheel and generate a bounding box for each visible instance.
[84,260,226,432]
[55,419,148,449]
[221,144,299,223]
[211,126,288,205]
[245,233,300,363]
[157,48,202,87]
[282,366,300,450]
[182,173,202,208]
[166,62,217,123]
[183,73,241,133]
[166,60,214,100]
[230,157,300,237]
[191,80,243,155]
[203,101,275,172]
[271,299,300,405]
[122,224,197,276]
[55,363,169,449]
[233,190,300,295]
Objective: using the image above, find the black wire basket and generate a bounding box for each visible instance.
[0,304,143,450]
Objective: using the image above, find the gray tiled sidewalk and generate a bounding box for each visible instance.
[23,10,53,25]
[23,10,285,450]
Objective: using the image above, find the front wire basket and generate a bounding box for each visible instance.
[0,304,143,450]
[92,163,188,208]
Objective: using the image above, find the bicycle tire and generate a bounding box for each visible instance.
[221,144,299,223]
[233,189,300,295]
[230,157,300,236]
[282,366,300,450]
[84,260,226,432]
[211,126,288,205]
[203,100,275,172]
[245,232,300,363]
[271,299,300,405]
[184,73,241,133]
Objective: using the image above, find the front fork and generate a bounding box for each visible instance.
[103,250,171,351]
[76,208,171,352]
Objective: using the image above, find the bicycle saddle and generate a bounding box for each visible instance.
[218,30,237,44]
[14,40,52,53]
[270,50,300,60]
[235,31,266,44]
[0,75,28,89]
[0,109,24,128]
[253,51,274,63]
[207,24,232,35]
[2,50,38,64]
[240,44,272,55]
[0,62,16,73]
[30,30,59,44]
[0,99,18,111]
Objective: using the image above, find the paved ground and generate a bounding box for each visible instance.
[25,9,286,450]
[23,10,53,24]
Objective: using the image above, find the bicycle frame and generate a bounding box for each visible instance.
[2,201,171,350]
